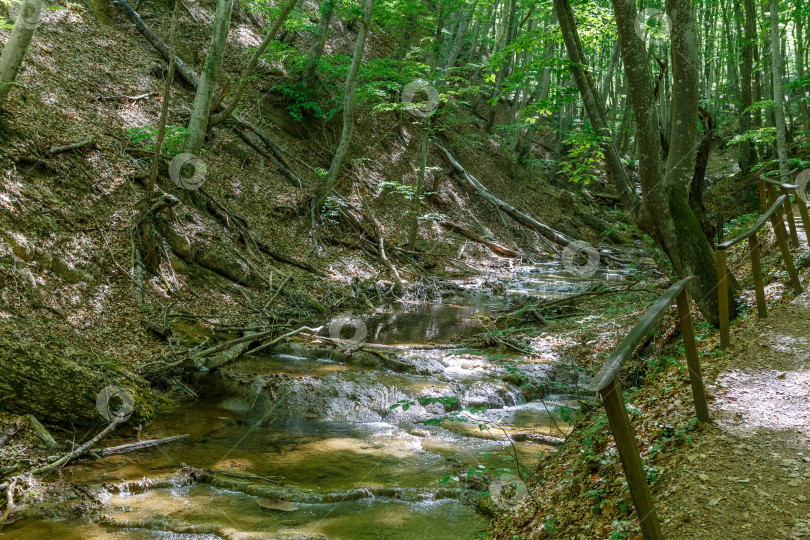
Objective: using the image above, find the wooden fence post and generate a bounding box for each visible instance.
[600,378,663,540]
[748,233,767,318]
[771,207,803,295]
[781,186,800,247]
[675,290,710,422]
[716,249,730,349]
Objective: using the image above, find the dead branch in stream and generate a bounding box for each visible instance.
[96,434,190,457]
[439,220,521,258]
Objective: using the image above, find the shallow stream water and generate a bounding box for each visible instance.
[6,260,635,539]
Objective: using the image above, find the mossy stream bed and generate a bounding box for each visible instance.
[4,261,634,539]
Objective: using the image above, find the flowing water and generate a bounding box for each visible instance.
[5,260,636,539]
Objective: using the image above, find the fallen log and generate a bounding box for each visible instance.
[439,220,520,258]
[99,434,190,456]
[436,143,572,251]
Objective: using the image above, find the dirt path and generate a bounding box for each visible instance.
[658,291,810,538]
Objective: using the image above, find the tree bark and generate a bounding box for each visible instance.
[607,0,733,324]
[184,0,233,155]
[0,0,43,108]
[208,0,296,128]
[552,0,637,208]
[795,2,810,131]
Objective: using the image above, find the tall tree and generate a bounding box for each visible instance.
[301,0,336,87]
[184,0,233,155]
[310,0,375,215]
[208,0,296,128]
[769,0,791,182]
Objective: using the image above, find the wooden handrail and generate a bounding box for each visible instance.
[717,193,802,349]
[717,195,786,250]
[587,276,708,540]
[759,170,810,247]
[588,277,694,392]
[760,168,799,189]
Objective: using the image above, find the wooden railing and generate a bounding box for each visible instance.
[717,185,804,349]
[587,277,708,540]
[759,169,810,248]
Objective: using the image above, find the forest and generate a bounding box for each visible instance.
[0,0,809,537]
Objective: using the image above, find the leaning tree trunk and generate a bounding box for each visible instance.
[310,0,375,213]
[770,0,791,182]
[184,0,233,155]
[0,0,43,108]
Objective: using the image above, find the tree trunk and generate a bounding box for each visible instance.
[310,0,374,212]
[0,0,43,108]
[794,0,810,130]
[552,0,637,207]
[184,0,233,155]
[208,0,296,128]
[770,0,791,181]
[736,0,756,172]
[607,0,733,325]
[301,0,336,87]
[408,119,429,250]
[484,0,516,132]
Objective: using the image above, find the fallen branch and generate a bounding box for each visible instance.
[437,143,571,251]
[243,325,318,356]
[99,434,190,457]
[439,220,520,258]
[97,92,159,102]
[26,419,122,476]
[510,432,566,447]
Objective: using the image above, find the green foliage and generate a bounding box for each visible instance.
[728,127,776,146]
[274,81,340,121]
[126,126,189,158]
[559,126,605,184]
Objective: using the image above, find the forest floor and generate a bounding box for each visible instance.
[655,289,810,539]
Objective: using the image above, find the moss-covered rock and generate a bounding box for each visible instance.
[0,325,156,425]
